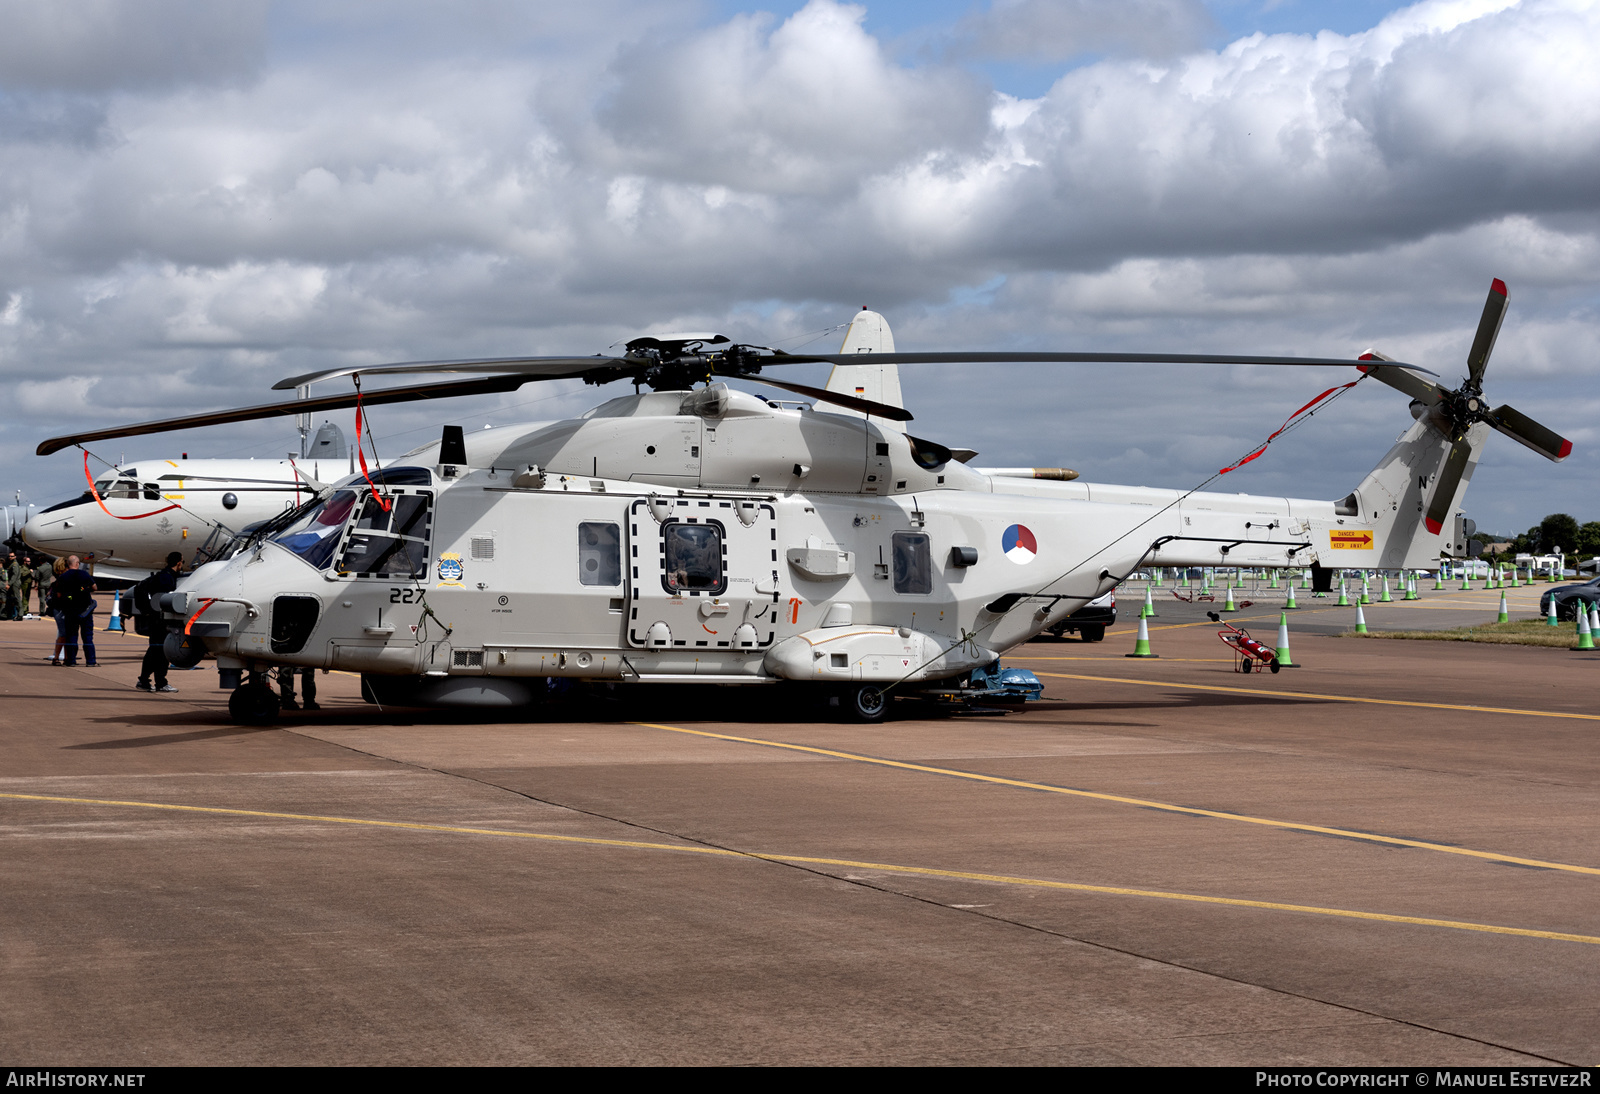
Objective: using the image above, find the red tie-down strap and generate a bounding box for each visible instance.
[83,449,182,520]
[1218,379,1363,476]
[184,598,217,635]
[353,377,392,513]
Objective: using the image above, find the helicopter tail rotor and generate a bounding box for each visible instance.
[1357,279,1570,537]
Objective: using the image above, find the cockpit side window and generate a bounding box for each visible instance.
[335,491,433,578]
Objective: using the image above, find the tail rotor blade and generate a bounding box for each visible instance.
[1425,439,1473,536]
[1486,404,1572,462]
[1357,357,1449,405]
[1466,279,1508,387]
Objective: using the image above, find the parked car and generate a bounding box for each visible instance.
[1049,590,1115,642]
[1539,577,1600,621]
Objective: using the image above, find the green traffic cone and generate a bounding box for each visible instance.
[1270,569,1280,589]
[1547,597,1560,627]
[1361,578,1371,605]
[1284,581,1298,609]
[1275,612,1298,668]
[1223,586,1237,613]
[1379,576,1393,603]
[1353,603,1368,634]
[1141,584,1156,619]
[1404,572,1419,600]
[1433,570,1443,591]
[1126,614,1158,658]
[1337,580,1349,606]
[1459,568,1470,591]
[1574,609,1594,651]
[1497,591,1508,624]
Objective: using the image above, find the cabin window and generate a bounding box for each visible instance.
[661,520,726,595]
[578,522,621,586]
[892,531,932,594]
[336,491,433,578]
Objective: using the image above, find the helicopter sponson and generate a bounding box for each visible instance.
[154,378,1473,725]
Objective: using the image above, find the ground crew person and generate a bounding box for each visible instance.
[134,552,184,693]
[5,551,24,620]
[18,555,33,617]
[33,557,54,616]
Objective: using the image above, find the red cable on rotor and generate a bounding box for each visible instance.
[82,449,182,520]
[1217,379,1363,475]
[352,376,392,513]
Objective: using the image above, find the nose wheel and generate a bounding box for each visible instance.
[228,675,281,726]
[842,684,888,723]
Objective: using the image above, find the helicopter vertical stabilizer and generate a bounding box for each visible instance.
[825,308,905,431]
[1341,417,1490,569]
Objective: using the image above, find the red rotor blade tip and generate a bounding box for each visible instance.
[1558,439,1573,459]
[1425,518,1443,536]
[1491,278,1507,298]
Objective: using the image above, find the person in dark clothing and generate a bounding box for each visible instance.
[135,552,184,693]
[54,555,97,667]
[276,664,319,711]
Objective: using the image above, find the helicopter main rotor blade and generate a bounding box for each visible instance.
[273,356,630,391]
[1425,439,1473,535]
[767,350,1434,371]
[1356,357,1450,405]
[1485,404,1572,463]
[745,377,914,421]
[36,375,530,457]
[1466,278,1508,388]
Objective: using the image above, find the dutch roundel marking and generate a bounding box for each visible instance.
[1002,524,1037,564]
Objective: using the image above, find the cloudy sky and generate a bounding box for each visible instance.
[1,0,1595,535]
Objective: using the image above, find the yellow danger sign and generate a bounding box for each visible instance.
[1329,530,1375,549]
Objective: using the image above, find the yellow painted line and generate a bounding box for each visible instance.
[2,791,1594,947]
[625,722,1600,878]
[1036,671,1600,724]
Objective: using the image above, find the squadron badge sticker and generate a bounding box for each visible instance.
[436,552,465,586]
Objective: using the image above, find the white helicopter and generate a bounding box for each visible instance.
[23,422,352,581]
[36,281,1569,724]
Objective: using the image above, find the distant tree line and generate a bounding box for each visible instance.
[1470,514,1600,557]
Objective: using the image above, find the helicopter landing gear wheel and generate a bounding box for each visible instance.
[844,684,888,723]
[228,682,281,726]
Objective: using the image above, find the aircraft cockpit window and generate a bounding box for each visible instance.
[336,492,433,579]
[143,483,161,501]
[578,522,621,586]
[272,490,359,570]
[662,521,726,595]
[106,480,139,499]
[892,532,932,594]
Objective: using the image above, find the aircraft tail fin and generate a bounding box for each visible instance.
[1339,418,1488,568]
[825,308,904,431]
